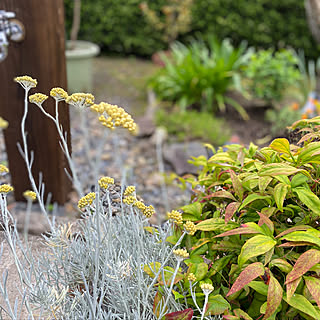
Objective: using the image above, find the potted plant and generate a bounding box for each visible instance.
[65,0,100,93]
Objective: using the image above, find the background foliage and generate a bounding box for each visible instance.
[64,0,319,58]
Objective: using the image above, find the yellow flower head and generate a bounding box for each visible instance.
[0,164,9,174]
[0,117,8,129]
[98,176,114,190]
[14,76,37,90]
[167,210,183,225]
[0,184,14,194]
[29,93,48,107]
[184,221,196,236]
[23,190,37,201]
[200,283,214,295]
[50,87,68,101]
[133,200,146,212]
[173,248,189,260]
[143,205,155,218]
[123,195,137,205]
[124,186,136,196]
[188,273,197,282]
[66,93,94,109]
[78,192,96,209]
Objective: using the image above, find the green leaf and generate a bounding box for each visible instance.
[188,262,208,281]
[273,183,289,212]
[259,176,273,192]
[297,142,320,164]
[225,202,241,224]
[238,235,277,267]
[263,275,283,320]
[196,218,238,232]
[269,138,291,155]
[215,222,264,238]
[239,194,271,211]
[258,163,301,177]
[227,262,265,297]
[248,281,268,296]
[172,290,185,300]
[209,152,235,163]
[202,190,237,202]
[293,187,320,216]
[283,293,320,319]
[208,255,232,277]
[233,309,253,320]
[285,249,320,284]
[205,294,230,316]
[280,230,320,248]
[144,262,183,285]
[276,225,312,238]
[181,202,203,220]
[304,276,320,308]
[269,259,293,273]
[291,173,309,188]
[229,170,244,201]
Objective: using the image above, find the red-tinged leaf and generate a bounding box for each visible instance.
[297,133,318,145]
[276,225,312,238]
[223,316,240,320]
[258,163,301,177]
[269,138,291,155]
[287,277,301,301]
[304,276,320,308]
[257,212,274,234]
[278,241,315,247]
[229,170,244,201]
[202,190,237,201]
[285,249,320,284]
[164,308,193,320]
[153,291,166,317]
[215,222,263,238]
[233,309,253,320]
[227,262,265,297]
[225,202,240,224]
[263,275,283,319]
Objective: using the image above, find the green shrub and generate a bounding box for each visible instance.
[64,0,319,59]
[244,49,302,104]
[155,109,230,145]
[150,37,251,118]
[161,117,320,318]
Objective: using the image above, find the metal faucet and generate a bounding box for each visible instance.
[0,10,25,62]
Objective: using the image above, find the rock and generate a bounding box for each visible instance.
[163,141,207,175]
[136,115,156,137]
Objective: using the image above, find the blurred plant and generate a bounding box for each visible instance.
[265,103,302,137]
[163,122,320,318]
[150,37,252,118]
[155,109,230,145]
[244,49,302,104]
[140,0,193,47]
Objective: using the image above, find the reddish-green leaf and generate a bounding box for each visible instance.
[196,218,238,232]
[270,138,291,155]
[233,309,253,320]
[222,316,240,320]
[257,212,274,234]
[259,176,273,192]
[263,274,283,320]
[238,194,271,211]
[297,141,320,164]
[238,235,277,267]
[258,163,301,177]
[286,277,301,301]
[202,190,237,201]
[280,231,320,248]
[304,276,320,308]
[165,308,193,320]
[293,187,320,216]
[229,170,244,201]
[283,293,320,319]
[225,202,241,224]
[227,262,265,297]
[274,183,289,212]
[153,291,166,317]
[205,294,230,316]
[276,225,312,238]
[278,241,315,247]
[285,249,320,284]
[215,222,263,238]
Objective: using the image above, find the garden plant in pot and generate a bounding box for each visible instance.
[65,0,100,93]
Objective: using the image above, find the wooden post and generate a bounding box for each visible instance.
[0,0,72,204]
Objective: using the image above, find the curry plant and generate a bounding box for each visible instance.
[158,118,320,319]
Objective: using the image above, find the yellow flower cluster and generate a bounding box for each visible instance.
[167,210,183,225]
[173,248,189,260]
[123,195,136,205]
[98,176,114,189]
[0,164,9,173]
[188,273,197,282]
[0,117,8,129]
[50,87,68,101]
[91,102,137,133]
[78,192,96,209]
[132,200,155,218]
[23,190,37,201]
[184,221,196,235]
[200,283,214,295]
[124,185,135,196]
[66,93,94,109]
[14,76,37,89]
[0,184,14,194]
[29,93,48,106]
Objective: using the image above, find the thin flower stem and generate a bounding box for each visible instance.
[201,294,209,320]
